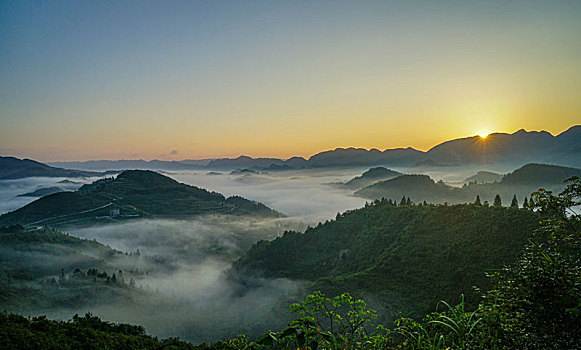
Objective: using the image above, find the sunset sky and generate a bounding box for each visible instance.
[1,1,580,161]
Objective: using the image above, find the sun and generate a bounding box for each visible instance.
[477,130,490,139]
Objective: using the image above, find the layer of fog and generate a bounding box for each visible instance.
[4,165,536,343]
[0,177,88,214]
[40,217,307,342]
[170,168,369,225]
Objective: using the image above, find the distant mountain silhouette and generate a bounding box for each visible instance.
[17,186,63,197]
[307,147,425,167]
[41,125,581,171]
[206,155,307,170]
[49,159,211,171]
[0,156,114,180]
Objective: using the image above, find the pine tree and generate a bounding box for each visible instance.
[406,197,412,206]
[493,194,502,206]
[523,196,529,209]
[510,194,519,208]
[474,195,482,206]
[400,195,407,206]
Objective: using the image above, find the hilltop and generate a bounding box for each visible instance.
[338,167,402,190]
[355,174,450,203]
[500,163,581,185]
[463,170,502,184]
[0,170,282,227]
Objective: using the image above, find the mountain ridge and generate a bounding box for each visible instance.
[41,125,580,171]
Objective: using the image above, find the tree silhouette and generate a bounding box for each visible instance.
[474,195,482,206]
[493,194,502,207]
[510,195,519,208]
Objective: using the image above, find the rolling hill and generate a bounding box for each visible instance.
[232,201,541,319]
[0,170,282,227]
[339,167,402,190]
[355,163,581,205]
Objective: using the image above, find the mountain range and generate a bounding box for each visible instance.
[0,156,118,180]
[44,126,580,171]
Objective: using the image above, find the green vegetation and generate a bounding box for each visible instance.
[233,200,540,320]
[243,176,581,349]
[1,167,578,348]
[0,312,220,349]
[0,170,282,227]
[1,176,579,348]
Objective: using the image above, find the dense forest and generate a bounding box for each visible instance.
[233,197,540,320]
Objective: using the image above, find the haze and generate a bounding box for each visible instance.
[2,0,581,161]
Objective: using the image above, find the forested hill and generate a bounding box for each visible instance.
[499,163,581,185]
[232,201,541,319]
[356,163,581,204]
[0,170,282,227]
[342,167,402,189]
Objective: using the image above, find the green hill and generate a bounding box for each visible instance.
[341,167,402,190]
[232,202,540,319]
[500,163,581,185]
[0,170,282,227]
[464,170,502,184]
[355,174,452,203]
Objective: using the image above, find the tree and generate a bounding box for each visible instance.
[510,194,518,208]
[406,197,412,206]
[479,177,581,349]
[493,194,502,207]
[523,196,529,209]
[474,195,482,206]
[400,195,407,206]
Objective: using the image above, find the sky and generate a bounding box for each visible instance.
[1,0,580,162]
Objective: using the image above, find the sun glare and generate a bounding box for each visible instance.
[478,131,490,139]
